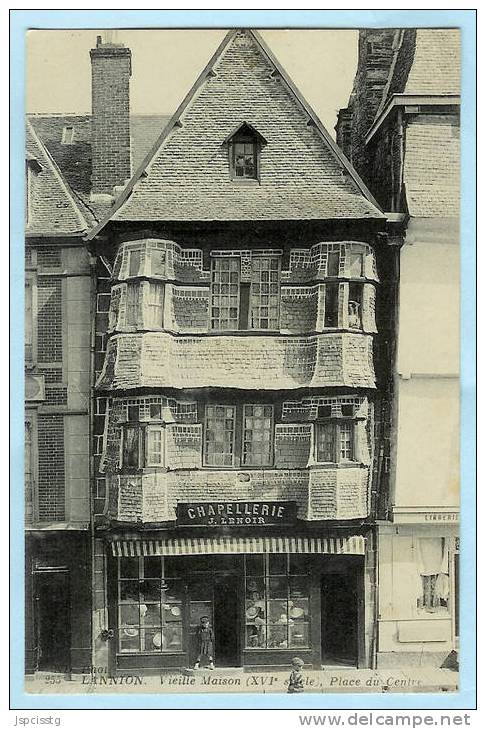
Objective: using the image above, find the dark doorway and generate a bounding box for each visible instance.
[214,576,239,666]
[321,573,358,666]
[35,571,71,673]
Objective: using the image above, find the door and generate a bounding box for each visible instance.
[35,571,71,673]
[213,575,239,666]
[321,573,358,666]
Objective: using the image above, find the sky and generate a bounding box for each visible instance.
[26,29,358,138]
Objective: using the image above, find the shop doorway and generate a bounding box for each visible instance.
[214,575,239,666]
[321,573,358,666]
[35,571,71,673]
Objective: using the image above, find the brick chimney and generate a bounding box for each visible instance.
[90,34,132,200]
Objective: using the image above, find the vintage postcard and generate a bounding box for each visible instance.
[15,11,475,709]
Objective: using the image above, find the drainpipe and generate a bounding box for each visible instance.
[396,107,405,211]
[88,251,97,672]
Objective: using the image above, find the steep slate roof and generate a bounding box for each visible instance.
[377,28,461,118]
[404,29,460,96]
[28,113,171,219]
[89,29,382,235]
[25,120,91,236]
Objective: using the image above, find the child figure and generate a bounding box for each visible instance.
[287,657,305,693]
[194,616,215,670]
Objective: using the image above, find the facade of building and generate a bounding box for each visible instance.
[24,121,93,674]
[83,29,395,674]
[337,28,460,667]
[25,26,460,678]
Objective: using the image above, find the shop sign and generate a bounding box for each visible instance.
[393,508,459,524]
[176,501,297,527]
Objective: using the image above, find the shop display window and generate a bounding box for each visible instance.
[416,538,450,614]
[244,554,310,650]
[117,556,183,654]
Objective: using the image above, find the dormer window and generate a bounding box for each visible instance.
[224,122,267,182]
[61,125,75,145]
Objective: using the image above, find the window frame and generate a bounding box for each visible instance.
[209,255,281,332]
[145,282,165,330]
[120,424,166,470]
[25,273,37,367]
[203,403,275,469]
[229,134,260,182]
[315,419,357,465]
[61,125,75,145]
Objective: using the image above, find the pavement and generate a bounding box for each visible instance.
[25,667,458,695]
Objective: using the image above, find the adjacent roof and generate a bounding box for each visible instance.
[25,120,91,236]
[88,28,383,236]
[376,28,461,120]
[28,113,171,220]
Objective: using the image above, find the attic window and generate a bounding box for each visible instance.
[61,125,75,145]
[225,123,267,182]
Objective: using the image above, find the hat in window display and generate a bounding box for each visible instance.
[123,628,138,637]
[152,631,163,648]
[254,616,265,626]
[139,604,148,618]
[170,606,181,617]
[246,606,258,619]
[290,607,304,619]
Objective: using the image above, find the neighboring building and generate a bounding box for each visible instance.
[83,28,394,674]
[337,28,460,667]
[24,121,93,674]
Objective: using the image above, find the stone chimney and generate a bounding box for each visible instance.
[90,34,132,200]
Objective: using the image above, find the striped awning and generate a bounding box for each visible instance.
[110,535,366,558]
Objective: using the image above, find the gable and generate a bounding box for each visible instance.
[26,121,89,236]
[100,29,382,227]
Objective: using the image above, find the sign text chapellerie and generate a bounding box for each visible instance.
[176,501,297,527]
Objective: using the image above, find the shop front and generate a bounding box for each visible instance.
[105,529,373,674]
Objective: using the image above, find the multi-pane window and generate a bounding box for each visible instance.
[146,426,164,466]
[204,405,236,466]
[242,405,273,466]
[126,283,139,327]
[204,404,274,467]
[316,421,355,463]
[120,425,165,469]
[210,256,281,331]
[118,556,183,654]
[210,258,240,331]
[245,554,310,650]
[232,138,257,179]
[339,422,354,460]
[249,257,280,330]
[145,283,164,328]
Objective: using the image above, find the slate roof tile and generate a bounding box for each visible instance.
[25,121,90,236]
